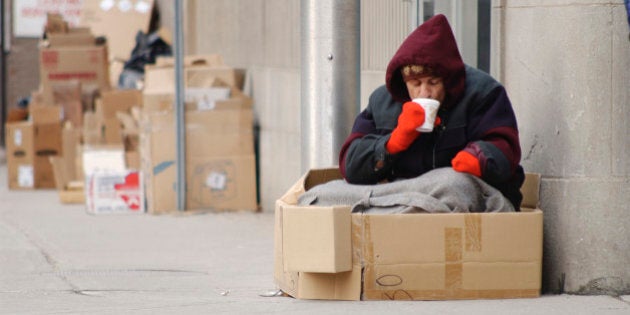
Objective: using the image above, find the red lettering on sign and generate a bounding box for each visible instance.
[48,72,97,80]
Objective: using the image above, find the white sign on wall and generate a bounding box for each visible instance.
[13,0,84,38]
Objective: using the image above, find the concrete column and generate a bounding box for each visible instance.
[300,0,360,172]
[493,0,630,295]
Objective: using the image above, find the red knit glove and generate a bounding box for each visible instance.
[452,151,482,177]
[386,101,425,154]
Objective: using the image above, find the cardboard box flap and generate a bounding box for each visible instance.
[155,54,224,68]
[278,173,308,206]
[521,173,541,209]
[305,168,343,190]
[49,156,67,190]
[47,32,96,47]
[283,205,352,273]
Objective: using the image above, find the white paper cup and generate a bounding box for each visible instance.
[413,98,440,132]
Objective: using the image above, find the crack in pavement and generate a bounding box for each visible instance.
[3,218,81,293]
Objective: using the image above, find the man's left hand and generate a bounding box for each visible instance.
[451,150,482,177]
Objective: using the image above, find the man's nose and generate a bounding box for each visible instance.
[419,86,431,98]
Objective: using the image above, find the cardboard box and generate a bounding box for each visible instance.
[141,109,257,213]
[29,104,63,124]
[274,169,543,301]
[49,156,85,204]
[85,170,144,214]
[100,89,143,120]
[49,80,83,127]
[144,65,239,95]
[47,32,95,47]
[82,145,142,214]
[143,86,252,113]
[5,121,62,189]
[6,122,35,189]
[82,111,103,145]
[39,44,110,99]
[49,126,84,203]
[283,205,352,273]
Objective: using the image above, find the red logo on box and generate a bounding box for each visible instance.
[41,50,58,67]
[114,172,141,211]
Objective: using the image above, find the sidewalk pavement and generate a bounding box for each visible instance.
[0,162,628,315]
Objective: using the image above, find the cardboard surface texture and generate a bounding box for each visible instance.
[141,109,257,213]
[274,168,544,301]
[283,206,352,273]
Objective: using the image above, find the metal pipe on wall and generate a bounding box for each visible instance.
[174,0,186,211]
[300,0,360,172]
[1,0,6,147]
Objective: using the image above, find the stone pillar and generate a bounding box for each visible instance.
[493,0,630,295]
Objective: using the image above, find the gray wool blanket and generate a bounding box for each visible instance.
[297,167,514,213]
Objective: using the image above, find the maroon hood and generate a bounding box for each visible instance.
[385,14,466,106]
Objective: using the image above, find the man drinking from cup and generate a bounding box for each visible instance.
[334,14,524,212]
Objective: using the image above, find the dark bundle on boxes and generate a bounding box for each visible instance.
[140,55,257,214]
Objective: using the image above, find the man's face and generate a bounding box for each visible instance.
[405,76,445,103]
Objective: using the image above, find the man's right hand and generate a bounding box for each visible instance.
[386,101,425,154]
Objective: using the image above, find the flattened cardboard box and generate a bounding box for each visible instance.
[274,168,543,301]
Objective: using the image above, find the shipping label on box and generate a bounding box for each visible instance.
[17,165,35,188]
[86,170,144,214]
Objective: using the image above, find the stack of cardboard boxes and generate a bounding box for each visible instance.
[140,55,258,214]
[6,13,108,191]
[5,14,258,214]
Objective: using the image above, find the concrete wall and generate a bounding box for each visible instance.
[492,0,630,295]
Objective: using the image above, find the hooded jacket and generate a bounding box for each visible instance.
[339,14,525,209]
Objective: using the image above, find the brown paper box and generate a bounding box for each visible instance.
[274,169,544,301]
[47,32,95,47]
[39,45,110,100]
[5,121,62,189]
[29,104,62,124]
[6,122,35,189]
[141,109,256,213]
[50,80,83,127]
[100,89,143,119]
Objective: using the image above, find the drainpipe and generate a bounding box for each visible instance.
[174,0,186,211]
[300,0,360,172]
[1,0,6,147]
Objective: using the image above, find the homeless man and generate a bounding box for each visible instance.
[298,14,524,214]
